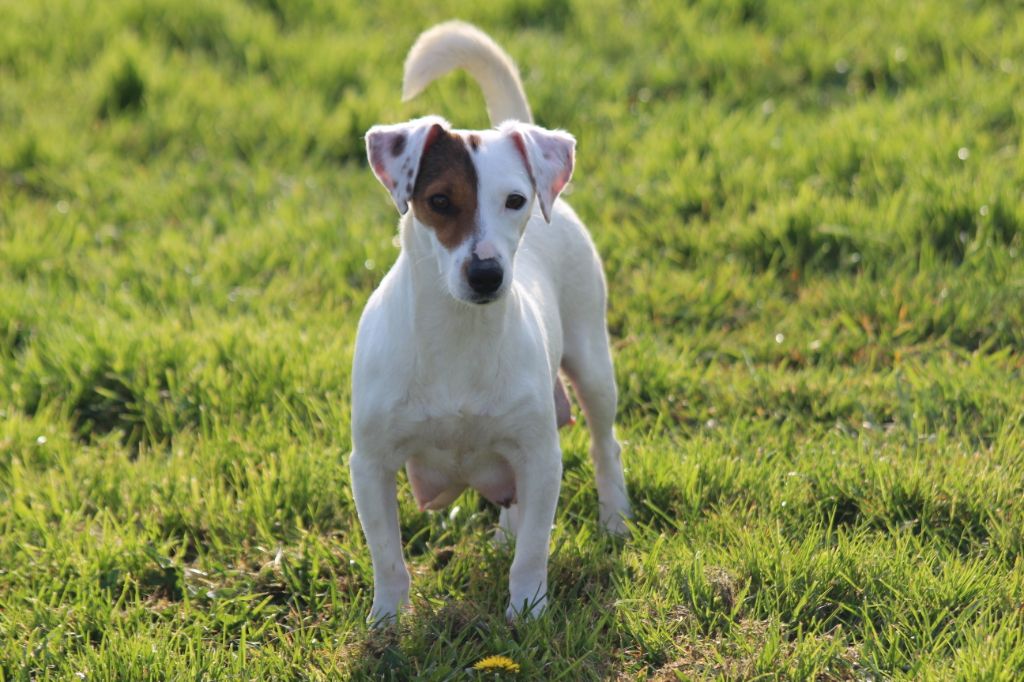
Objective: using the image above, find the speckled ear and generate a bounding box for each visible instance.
[366,115,450,214]
[500,121,575,222]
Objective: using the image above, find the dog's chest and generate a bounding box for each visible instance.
[354,278,555,512]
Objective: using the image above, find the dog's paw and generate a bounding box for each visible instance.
[492,526,512,547]
[505,594,547,622]
[493,504,520,547]
[366,609,399,629]
[601,513,631,537]
[599,499,632,537]
[366,590,409,628]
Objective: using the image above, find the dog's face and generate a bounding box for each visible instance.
[366,116,574,304]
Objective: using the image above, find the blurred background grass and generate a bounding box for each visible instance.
[1,0,1023,678]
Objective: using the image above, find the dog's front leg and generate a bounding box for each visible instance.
[506,442,563,620]
[350,451,409,625]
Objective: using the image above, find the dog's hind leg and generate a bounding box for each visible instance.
[494,503,520,545]
[562,333,631,535]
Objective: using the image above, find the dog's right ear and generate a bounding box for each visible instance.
[366,115,450,215]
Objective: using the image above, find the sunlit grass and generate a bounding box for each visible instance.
[2,0,1023,678]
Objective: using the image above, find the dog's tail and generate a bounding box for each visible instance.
[402,21,533,125]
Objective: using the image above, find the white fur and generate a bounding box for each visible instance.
[351,21,630,625]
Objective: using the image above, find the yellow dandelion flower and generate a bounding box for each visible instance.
[472,655,520,674]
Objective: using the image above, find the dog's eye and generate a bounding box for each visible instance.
[505,193,526,210]
[429,194,451,212]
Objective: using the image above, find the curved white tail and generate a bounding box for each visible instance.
[402,20,533,125]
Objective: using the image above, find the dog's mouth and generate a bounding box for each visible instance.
[458,287,505,305]
[468,293,500,305]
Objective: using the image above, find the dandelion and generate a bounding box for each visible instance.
[472,655,520,674]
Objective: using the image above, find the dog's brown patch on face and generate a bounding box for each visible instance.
[467,134,481,151]
[410,131,478,250]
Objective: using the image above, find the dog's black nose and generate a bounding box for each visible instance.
[466,254,503,296]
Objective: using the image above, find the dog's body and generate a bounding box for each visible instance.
[351,21,630,623]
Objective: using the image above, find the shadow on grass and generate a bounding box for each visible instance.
[343,533,628,679]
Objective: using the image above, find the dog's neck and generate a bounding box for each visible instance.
[400,217,514,344]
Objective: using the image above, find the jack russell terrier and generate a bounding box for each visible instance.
[351,20,631,623]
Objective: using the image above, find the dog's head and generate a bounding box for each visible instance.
[366,116,574,305]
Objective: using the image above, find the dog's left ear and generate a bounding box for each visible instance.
[501,121,575,223]
[366,115,450,215]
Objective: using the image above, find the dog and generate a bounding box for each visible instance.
[350,20,630,623]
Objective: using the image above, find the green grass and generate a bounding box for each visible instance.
[2,0,1024,678]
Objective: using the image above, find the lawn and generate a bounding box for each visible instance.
[2,0,1023,679]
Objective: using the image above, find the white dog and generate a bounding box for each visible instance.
[350,21,630,623]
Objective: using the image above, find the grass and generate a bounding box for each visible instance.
[1,0,1023,678]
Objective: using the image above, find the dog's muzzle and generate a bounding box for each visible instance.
[466,254,504,300]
